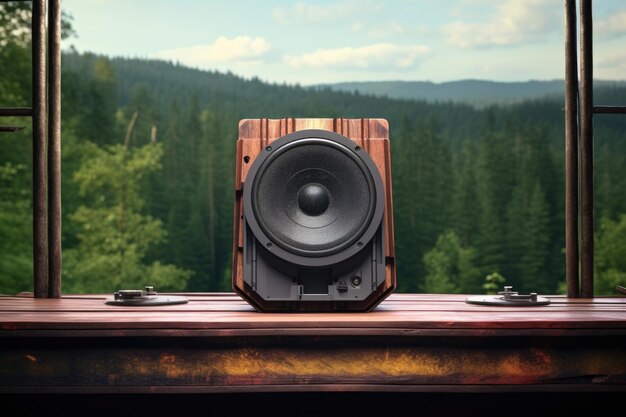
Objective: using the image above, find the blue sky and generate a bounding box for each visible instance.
[62,0,626,85]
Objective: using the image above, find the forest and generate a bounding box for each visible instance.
[1,3,626,296]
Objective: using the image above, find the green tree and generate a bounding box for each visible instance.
[483,272,506,295]
[0,163,31,294]
[422,230,480,294]
[519,183,551,293]
[475,114,512,276]
[505,122,555,293]
[595,215,626,295]
[63,142,192,293]
[451,142,479,247]
[393,116,453,291]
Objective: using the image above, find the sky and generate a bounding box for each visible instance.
[62,0,626,85]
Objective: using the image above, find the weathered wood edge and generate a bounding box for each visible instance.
[2,328,626,337]
[2,384,625,394]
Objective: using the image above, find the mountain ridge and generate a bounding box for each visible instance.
[315,79,626,106]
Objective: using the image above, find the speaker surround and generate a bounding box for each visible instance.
[232,118,395,312]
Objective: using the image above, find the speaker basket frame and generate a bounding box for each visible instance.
[243,130,385,267]
[232,118,396,312]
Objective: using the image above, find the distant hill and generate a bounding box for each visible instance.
[17,52,626,295]
[317,79,626,107]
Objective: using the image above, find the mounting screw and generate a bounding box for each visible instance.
[499,285,518,300]
[351,276,362,287]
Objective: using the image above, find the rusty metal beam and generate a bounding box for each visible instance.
[1,336,625,392]
[579,0,594,298]
[0,126,26,132]
[593,106,626,114]
[564,0,579,298]
[32,0,48,298]
[47,0,62,298]
[0,108,33,117]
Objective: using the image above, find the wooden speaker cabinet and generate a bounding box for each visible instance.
[232,118,395,311]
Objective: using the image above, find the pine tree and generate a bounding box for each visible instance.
[422,230,480,294]
[519,183,551,293]
[451,142,479,247]
[595,215,626,295]
[0,163,32,294]
[392,115,421,292]
[474,113,516,278]
[505,123,557,293]
[63,142,192,293]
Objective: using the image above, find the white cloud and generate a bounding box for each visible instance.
[442,0,560,48]
[596,11,626,39]
[284,43,429,70]
[366,21,429,40]
[272,0,381,24]
[155,36,270,66]
[596,49,626,79]
[351,22,365,33]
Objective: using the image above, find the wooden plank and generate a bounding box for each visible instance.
[4,292,624,304]
[1,293,624,307]
[3,384,626,394]
[5,299,625,310]
[0,294,624,336]
[2,292,624,303]
[1,294,624,312]
[4,327,626,338]
[2,312,626,332]
[1,293,625,394]
[1,299,625,314]
[1,337,625,391]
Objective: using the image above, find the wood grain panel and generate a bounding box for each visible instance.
[2,341,625,390]
[1,294,625,333]
[0,295,625,395]
[1,294,625,394]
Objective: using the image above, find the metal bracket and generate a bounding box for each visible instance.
[105,286,188,306]
[466,286,550,306]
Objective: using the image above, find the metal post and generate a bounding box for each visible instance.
[564,0,579,298]
[579,0,594,298]
[32,0,48,298]
[593,106,626,114]
[0,108,33,117]
[48,0,62,298]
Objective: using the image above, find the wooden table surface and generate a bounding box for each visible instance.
[1,292,625,334]
[1,293,625,394]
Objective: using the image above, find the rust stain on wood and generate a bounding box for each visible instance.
[1,295,625,392]
[2,344,625,388]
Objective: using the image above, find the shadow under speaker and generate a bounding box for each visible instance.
[232,118,395,311]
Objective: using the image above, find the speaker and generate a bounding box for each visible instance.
[232,118,395,311]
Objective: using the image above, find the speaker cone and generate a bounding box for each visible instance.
[244,130,384,261]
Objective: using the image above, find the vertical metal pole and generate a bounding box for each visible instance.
[32,0,48,298]
[564,0,580,298]
[48,0,62,298]
[579,0,594,298]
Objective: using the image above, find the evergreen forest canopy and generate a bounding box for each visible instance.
[1,3,626,295]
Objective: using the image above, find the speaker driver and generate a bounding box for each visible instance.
[244,130,384,261]
[234,119,396,311]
